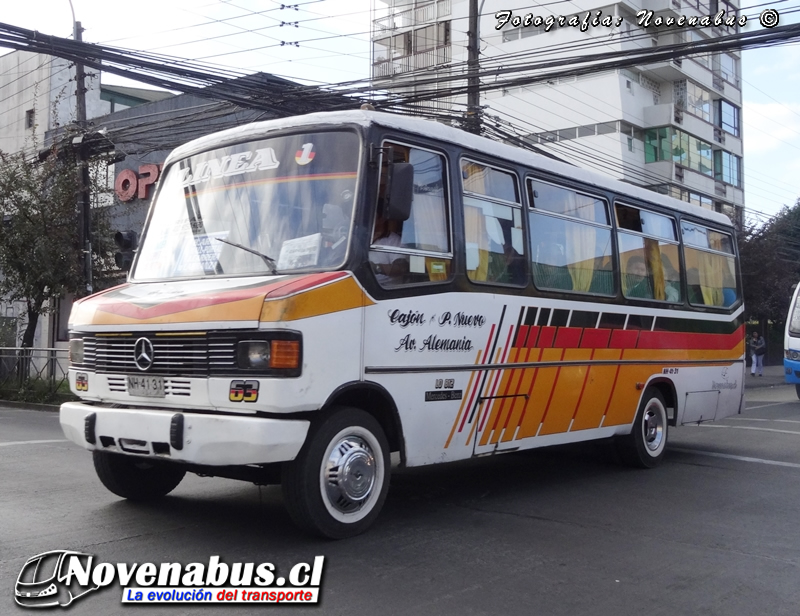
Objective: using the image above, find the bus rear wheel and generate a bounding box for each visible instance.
[616,389,668,469]
[282,407,390,539]
[93,451,186,500]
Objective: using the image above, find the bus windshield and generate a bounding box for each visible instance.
[133,130,360,281]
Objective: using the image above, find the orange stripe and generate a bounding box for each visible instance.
[571,349,623,431]
[539,349,591,436]
[260,276,373,321]
[444,350,482,449]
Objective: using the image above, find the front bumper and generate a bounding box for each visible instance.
[60,402,309,466]
[784,359,800,385]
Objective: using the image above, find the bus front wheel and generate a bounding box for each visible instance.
[93,451,186,500]
[616,389,668,469]
[795,384,800,400]
[282,407,390,539]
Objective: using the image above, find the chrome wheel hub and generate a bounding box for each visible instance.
[643,406,665,452]
[323,436,376,514]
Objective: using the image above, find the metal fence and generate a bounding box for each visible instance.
[0,347,73,404]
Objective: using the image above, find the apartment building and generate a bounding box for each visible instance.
[370,0,744,225]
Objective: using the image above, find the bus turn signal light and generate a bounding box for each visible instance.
[270,340,300,369]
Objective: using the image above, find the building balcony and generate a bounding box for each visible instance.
[372,46,451,80]
[372,0,451,34]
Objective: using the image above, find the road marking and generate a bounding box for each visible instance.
[730,417,800,425]
[0,439,68,448]
[672,447,800,469]
[745,402,791,410]
[697,424,800,436]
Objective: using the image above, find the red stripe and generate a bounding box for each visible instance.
[265,271,349,298]
[458,324,496,432]
[525,326,540,348]
[581,328,611,349]
[480,327,514,432]
[637,326,744,351]
[610,330,639,349]
[487,325,517,435]
[96,279,292,320]
[554,327,582,348]
[515,325,529,348]
[538,326,557,348]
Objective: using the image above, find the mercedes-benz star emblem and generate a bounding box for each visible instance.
[133,337,155,371]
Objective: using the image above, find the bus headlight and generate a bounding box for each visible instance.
[237,339,301,371]
[238,341,270,369]
[787,350,800,361]
[69,338,84,364]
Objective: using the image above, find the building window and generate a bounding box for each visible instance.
[715,100,740,137]
[645,127,713,177]
[714,150,741,187]
[714,53,740,87]
[25,109,35,129]
[686,82,712,123]
[688,30,709,66]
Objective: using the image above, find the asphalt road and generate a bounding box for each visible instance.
[3,373,800,615]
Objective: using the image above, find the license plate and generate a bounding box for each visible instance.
[126,375,165,398]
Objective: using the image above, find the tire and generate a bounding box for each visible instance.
[93,451,186,501]
[282,407,390,539]
[616,389,668,469]
[795,384,800,400]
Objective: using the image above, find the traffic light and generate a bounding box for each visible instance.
[114,230,138,270]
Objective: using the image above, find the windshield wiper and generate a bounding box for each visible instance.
[215,237,278,274]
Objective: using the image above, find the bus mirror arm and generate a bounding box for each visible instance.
[385,162,414,222]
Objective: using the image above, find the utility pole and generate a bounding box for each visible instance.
[73,19,92,295]
[464,0,481,135]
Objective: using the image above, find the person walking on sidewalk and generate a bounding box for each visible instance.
[750,331,766,376]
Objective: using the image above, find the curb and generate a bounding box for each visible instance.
[0,400,61,412]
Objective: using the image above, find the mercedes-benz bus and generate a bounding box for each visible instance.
[60,110,745,538]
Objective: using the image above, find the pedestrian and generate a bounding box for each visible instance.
[750,331,766,376]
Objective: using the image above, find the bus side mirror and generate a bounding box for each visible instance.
[385,163,414,222]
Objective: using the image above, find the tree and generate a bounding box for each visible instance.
[0,147,113,348]
[739,199,800,331]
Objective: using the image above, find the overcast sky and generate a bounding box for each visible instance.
[1,0,798,225]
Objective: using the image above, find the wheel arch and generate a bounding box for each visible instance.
[642,377,678,426]
[322,381,406,465]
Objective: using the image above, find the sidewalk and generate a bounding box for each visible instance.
[745,363,791,389]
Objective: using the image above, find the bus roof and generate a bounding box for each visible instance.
[165,109,734,229]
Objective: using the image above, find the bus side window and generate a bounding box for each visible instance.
[529,179,612,295]
[369,144,452,287]
[461,159,525,287]
[616,203,681,303]
[681,221,738,308]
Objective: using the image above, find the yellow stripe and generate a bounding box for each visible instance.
[260,277,374,322]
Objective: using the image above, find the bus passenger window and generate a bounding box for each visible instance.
[461,159,525,286]
[616,204,681,303]
[681,221,738,308]
[528,179,612,295]
[369,143,452,287]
